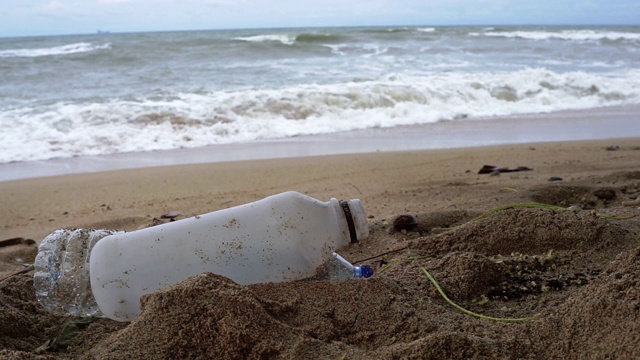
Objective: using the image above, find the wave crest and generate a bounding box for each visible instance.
[234,32,345,46]
[472,30,640,41]
[0,42,111,58]
[2,68,639,163]
[233,34,296,45]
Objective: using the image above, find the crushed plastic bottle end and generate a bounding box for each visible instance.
[34,228,118,317]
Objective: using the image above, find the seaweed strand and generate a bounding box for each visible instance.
[421,267,538,322]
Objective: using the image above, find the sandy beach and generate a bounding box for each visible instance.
[2,136,640,358]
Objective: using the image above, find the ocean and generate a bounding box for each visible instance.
[1,25,639,166]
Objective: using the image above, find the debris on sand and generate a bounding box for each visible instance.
[478,165,533,174]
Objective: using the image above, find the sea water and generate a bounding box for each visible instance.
[1,25,639,164]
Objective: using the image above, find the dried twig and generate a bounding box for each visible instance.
[0,265,35,283]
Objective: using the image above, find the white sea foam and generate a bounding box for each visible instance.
[323,44,346,55]
[1,68,639,163]
[2,26,639,165]
[473,30,640,41]
[0,42,111,58]
[234,34,296,45]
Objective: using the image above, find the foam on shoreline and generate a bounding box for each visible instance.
[1,105,638,182]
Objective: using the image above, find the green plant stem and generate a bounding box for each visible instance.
[444,203,635,232]
[421,267,538,322]
[466,203,566,224]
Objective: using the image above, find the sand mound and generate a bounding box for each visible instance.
[531,247,640,358]
[418,208,632,256]
[86,270,532,359]
[527,170,640,209]
[0,274,65,354]
[87,273,300,359]
[427,252,506,301]
[414,210,481,234]
[77,206,639,359]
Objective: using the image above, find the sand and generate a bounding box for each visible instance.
[1,137,640,359]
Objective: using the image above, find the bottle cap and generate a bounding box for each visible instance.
[353,265,374,278]
[360,265,374,278]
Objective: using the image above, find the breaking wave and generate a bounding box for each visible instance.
[1,68,638,163]
[0,42,111,58]
[471,29,640,41]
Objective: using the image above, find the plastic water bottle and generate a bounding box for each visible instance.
[34,191,369,322]
[328,252,374,281]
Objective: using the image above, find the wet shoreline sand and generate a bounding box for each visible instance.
[2,136,639,242]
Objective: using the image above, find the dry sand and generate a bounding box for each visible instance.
[1,138,640,359]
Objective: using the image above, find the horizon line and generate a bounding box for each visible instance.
[2,22,639,39]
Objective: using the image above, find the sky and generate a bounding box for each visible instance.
[2,0,640,37]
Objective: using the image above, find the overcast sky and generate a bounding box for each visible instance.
[2,0,639,37]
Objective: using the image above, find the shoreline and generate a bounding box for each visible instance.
[1,136,639,242]
[2,104,639,182]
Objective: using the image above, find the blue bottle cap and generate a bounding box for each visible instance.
[353,265,374,278]
[360,265,374,278]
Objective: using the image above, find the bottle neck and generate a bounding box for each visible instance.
[332,252,374,279]
[339,200,359,243]
[331,198,369,244]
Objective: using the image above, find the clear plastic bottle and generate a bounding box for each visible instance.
[328,252,374,281]
[34,191,369,321]
[33,228,122,317]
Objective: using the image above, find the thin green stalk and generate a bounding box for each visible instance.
[378,261,397,274]
[421,267,538,322]
[466,203,566,224]
[444,202,634,232]
[442,203,566,232]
